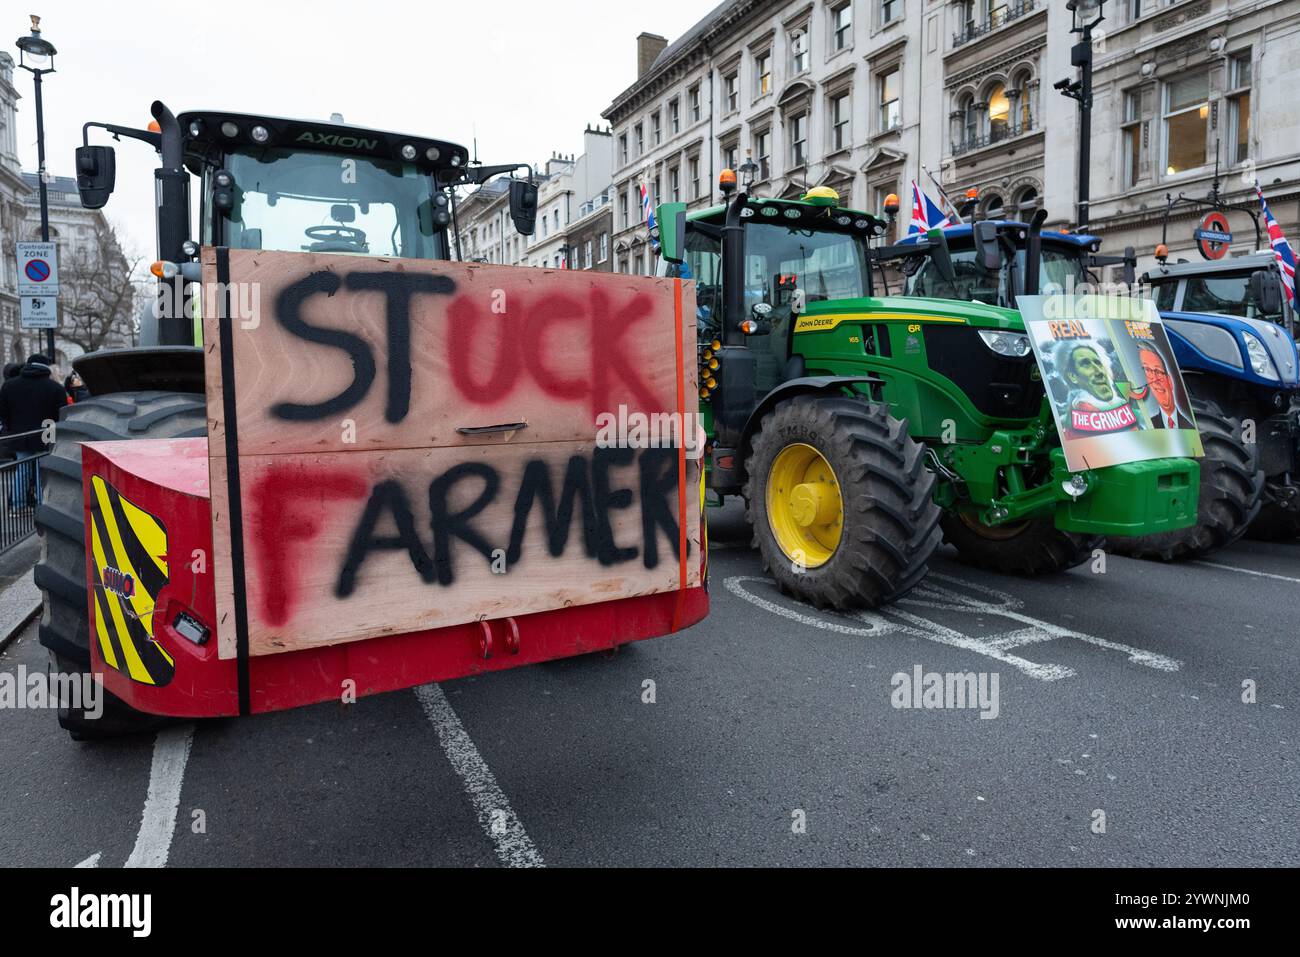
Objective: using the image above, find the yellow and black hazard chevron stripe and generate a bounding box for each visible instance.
[88,476,175,686]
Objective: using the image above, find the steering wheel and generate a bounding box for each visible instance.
[304,224,368,252]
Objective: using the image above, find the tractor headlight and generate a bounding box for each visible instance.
[1244,333,1279,380]
[978,329,1032,358]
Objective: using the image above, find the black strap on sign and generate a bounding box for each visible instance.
[214,247,252,715]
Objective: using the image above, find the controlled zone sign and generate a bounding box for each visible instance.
[16,241,59,297]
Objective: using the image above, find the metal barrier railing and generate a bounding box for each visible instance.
[0,430,48,555]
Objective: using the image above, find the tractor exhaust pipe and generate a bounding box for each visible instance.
[150,101,193,346]
[1024,207,1048,296]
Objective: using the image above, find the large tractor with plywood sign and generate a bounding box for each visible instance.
[892,211,1292,558]
[655,171,1199,608]
[36,102,706,740]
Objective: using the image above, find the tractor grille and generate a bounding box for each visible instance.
[923,326,1044,419]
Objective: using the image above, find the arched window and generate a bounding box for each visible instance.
[986,82,1010,141]
[961,93,978,146]
[1012,70,1034,131]
[984,193,1004,217]
[1014,186,1038,213]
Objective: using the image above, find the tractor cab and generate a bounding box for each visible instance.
[884,214,1135,309]
[659,186,884,397]
[73,101,538,358]
[178,111,471,260]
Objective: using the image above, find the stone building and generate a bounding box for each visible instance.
[603,0,1299,275]
[0,53,136,367]
[455,125,614,271]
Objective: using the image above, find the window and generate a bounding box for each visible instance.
[723,142,739,172]
[755,50,772,98]
[1228,52,1252,165]
[1015,72,1033,130]
[689,85,701,122]
[961,93,978,147]
[689,156,701,198]
[634,123,644,155]
[652,112,662,146]
[1122,90,1142,187]
[789,114,808,167]
[670,166,681,202]
[620,190,629,229]
[754,129,771,179]
[652,177,661,213]
[619,134,628,165]
[669,98,681,135]
[830,92,851,151]
[1163,72,1209,175]
[878,67,901,131]
[554,210,561,232]
[791,32,808,75]
[832,3,852,51]
[585,241,593,269]
[987,82,1010,141]
[599,232,608,262]
[881,0,900,24]
[725,72,739,112]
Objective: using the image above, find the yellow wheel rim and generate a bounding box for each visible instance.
[766,443,843,568]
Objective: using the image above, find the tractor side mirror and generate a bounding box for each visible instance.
[926,227,957,284]
[509,180,538,235]
[656,202,688,264]
[973,221,1002,272]
[1250,269,1283,316]
[75,145,116,209]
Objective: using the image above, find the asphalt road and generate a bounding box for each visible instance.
[2,502,1296,867]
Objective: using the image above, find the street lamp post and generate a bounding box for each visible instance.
[1055,0,1106,229]
[15,14,57,359]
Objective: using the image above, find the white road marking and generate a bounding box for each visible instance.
[1194,560,1300,585]
[75,852,101,868]
[124,724,195,868]
[724,576,899,636]
[414,683,544,869]
[726,571,1180,679]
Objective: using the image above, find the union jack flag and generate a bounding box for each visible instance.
[640,178,656,233]
[909,181,956,235]
[1257,181,1297,307]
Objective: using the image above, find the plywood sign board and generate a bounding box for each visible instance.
[202,248,699,660]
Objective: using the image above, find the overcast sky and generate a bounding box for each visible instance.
[12,0,710,261]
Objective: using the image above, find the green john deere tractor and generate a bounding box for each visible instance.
[656,182,1200,609]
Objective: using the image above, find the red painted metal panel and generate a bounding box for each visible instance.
[82,439,707,719]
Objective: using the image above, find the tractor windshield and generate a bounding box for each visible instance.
[743,222,871,305]
[904,240,1088,305]
[210,147,445,260]
[1151,270,1286,322]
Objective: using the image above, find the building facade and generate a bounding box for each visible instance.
[455,125,614,272]
[0,53,136,368]
[603,0,1299,276]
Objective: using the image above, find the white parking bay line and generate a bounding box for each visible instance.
[1194,560,1300,585]
[124,724,195,868]
[414,683,545,868]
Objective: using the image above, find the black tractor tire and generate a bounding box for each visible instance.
[940,513,1100,575]
[744,394,942,610]
[1110,396,1263,561]
[34,391,207,740]
[1247,503,1300,542]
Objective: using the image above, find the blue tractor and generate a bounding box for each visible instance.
[882,210,1289,558]
[1138,253,1296,548]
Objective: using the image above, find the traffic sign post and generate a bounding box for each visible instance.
[15,241,58,355]
[16,241,59,297]
[20,296,58,330]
